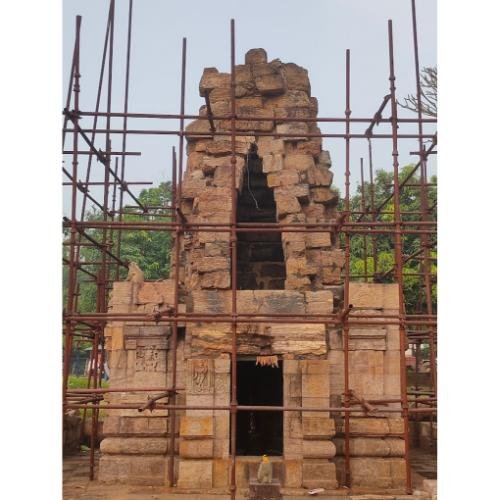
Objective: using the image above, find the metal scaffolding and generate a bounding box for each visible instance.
[62,0,437,495]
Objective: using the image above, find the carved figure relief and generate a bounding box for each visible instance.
[135,345,159,372]
[189,359,214,394]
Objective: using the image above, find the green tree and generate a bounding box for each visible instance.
[63,182,173,314]
[345,165,437,314]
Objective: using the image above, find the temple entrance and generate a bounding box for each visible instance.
[235,359,283,456]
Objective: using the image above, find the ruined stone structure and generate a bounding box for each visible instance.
[99,49,405,494]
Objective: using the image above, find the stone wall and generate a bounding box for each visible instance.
[179,47,344,294]
[99,281,185,485]
[330,283,405,490]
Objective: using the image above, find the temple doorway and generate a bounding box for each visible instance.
[235,359,283,456]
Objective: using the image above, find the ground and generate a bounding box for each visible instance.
[63,450,436,500]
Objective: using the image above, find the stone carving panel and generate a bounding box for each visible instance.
[188,359,214,394]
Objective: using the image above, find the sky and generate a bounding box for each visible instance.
[62,0,437,215]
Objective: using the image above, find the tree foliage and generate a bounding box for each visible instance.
[342,165,437,314]
[63,182,173,314]
[399,66,437,117]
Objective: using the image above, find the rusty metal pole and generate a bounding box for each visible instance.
[410,0,437,396]
[229,19,238,500]
[168,36,186,482]
[116,0,134,278]
[388,20,412,493]
[360,157,368,282]
[168,146,181,486]
[367,138,378,277]
[63,15,82,406]
[343,48,352,489]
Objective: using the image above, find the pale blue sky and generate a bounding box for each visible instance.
[62,0,437,214]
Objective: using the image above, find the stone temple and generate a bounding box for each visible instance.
[99,48,405,494]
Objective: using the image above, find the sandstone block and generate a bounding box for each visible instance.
[302,417,335,439]
[199,67,230,96]
[99,455,166,485]
[205,139,251,155]
[281,63,311,94]
[305,290,334,314]
[307,165,333,186]
[301,396,330,417]
[311,187,339,205]
[306,231,331,248]
[256,137,285,156]
[100,437,168,455]
[276,122,309,140]
[200,271,230,289]
[245,48,267,65]
[177,459,213,488]
[269,323,325,341]
[253,63,286,95]
[334,437,405,457]
[318,150,332,168]
[179,438,213,458]
[185,118,214,141]
[284,458,302,487]
[268,90,314,109]
[262,153,283,173]
[302,461,338,489]
[213,458,230,487]
[275,193,301,216]
[179,416,214,438]
[284,153,315,172]
[275,183,309,202]
[266,169,299,188]
[293,137,322,157]
[303,440,336,458]
[196,256,230,274]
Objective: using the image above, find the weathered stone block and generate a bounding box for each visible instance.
[307,165,333,186]
[253,63,286,95]
[213,458,230,487]
[179,416,214,438]
[200,270,231,289]
[276,122,309,140]
[334,437,404,457]
[262,153,283,173]
[275,183,309,202]
[275,193,301,216]
[302,461,338,489]
[199,67,230,96]
[304,290,333,314]
[196,256,230,274]
[245,48,267,65]
[284,458,302,487]
[284,153,315,172]
[267,169,299,187]
[99,455,166,485]
[302,417,335,439]
[177,459,213,488]
[179,438,214,458]
[310,187,338,205]
[100,437,169,455]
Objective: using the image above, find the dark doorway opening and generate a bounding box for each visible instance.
[236,143,285,290]
[235,359,283,456]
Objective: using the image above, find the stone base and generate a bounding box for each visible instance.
[248,480,282,500]
[98,455,167,485]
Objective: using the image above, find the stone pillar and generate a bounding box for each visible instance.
[177,358,216,489]
[300,359,337,490]
[99,321,172,485]
[330,283,406,490]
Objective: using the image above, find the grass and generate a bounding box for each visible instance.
[67,375,109,419]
